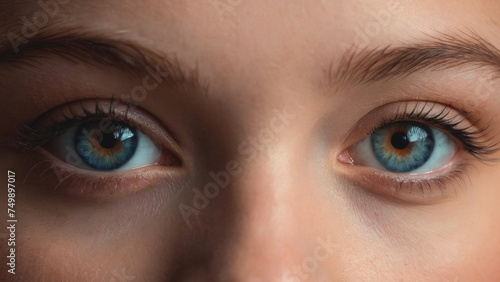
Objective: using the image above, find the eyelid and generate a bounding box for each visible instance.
[335,155,469,205]
[334,101,499,204]
[28,148,185,202]
[19,99,187,201]
[336,101,490,157]
[22,99,184,162]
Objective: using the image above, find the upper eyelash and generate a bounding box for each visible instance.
[367,102,499,160]
[343,102,498,201]
[15,100,500,165]
[14,98,133,151]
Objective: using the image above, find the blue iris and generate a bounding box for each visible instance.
[74,120,138,170]
[371,122,435,172]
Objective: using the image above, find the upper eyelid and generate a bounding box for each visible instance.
[335,102,497,203]
[389,103,499,158]
[338,101,499,158]
[16,99,184,158]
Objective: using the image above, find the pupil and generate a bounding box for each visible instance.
[100,132,118,149]
[391,131,409,150]
[75,121,138,171]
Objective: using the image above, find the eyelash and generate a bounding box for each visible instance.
[341,101,499,202]
[20,100,499,165]
[367,102,498,159]
[13,98,184,201]
[15,99,500,203]
[15,98,137,151]
[368,163,471,199]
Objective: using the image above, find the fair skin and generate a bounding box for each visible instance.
[1,0,500,281]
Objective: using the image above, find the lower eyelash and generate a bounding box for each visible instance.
[338,101,500,203]
[23,148,182,202]
[392,164,471,197]
[348,161,476,204]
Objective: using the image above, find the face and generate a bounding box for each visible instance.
[1,0,500,281]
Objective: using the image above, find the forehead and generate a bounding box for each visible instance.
[5,1,497,38]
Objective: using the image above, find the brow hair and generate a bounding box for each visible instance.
[330,32,500,91]
[0,28,207,92]
[1,27,499,94]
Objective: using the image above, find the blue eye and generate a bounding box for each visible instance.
[75,121,139,170]
[351,121,457,173]
[48,119,162,172]
[371,122,435,172]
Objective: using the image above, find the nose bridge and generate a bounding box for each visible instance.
[211,114,323,279]
[227,103,303,240]
[231,146,296,235]
[194,98,343,279]
[218,153,301,280]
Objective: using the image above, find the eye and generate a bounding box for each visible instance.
[16,99,183,201]
[335,101,498,203]
[347,121,457,173]
[48,119,162,171]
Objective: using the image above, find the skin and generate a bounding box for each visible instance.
[1,0,500,281]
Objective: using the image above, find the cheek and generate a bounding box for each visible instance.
[14,215,181,281]
[14,233,112,280]
[318,180,493,280]
[456,165,500,279]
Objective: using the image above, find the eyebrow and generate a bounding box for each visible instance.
[0,30,207,92]
[1,29,499,94]
[329,32,500,91]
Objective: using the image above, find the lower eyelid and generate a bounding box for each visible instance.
[26,148,185,202]
[335,150,469,204]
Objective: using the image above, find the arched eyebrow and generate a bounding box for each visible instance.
[328,32,500,91]
[0,29,207,91]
